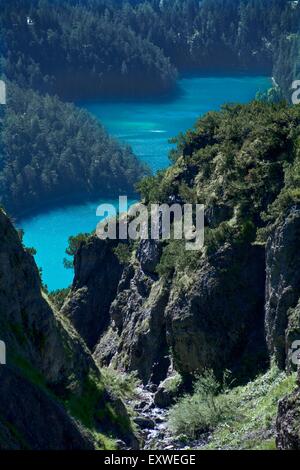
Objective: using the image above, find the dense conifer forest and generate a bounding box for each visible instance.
[0,83,147,216]
[1,0,299,99]
[1,0,299,215]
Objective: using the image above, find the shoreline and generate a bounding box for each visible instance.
[16,190,139,224]
[76,71,272,106]
[17,72,271,224]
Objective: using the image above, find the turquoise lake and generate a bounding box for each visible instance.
[20,75,271,291]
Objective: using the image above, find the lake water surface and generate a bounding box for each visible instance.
[20,75,271,290]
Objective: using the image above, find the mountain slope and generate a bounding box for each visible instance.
[0,208,137,449]
[61,101,300,448]
[0,83,147,218]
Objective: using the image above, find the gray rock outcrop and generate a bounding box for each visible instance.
[166,243,267,381]
[62,237,124,350]
[265,206,300,369]
[82,238,268,385]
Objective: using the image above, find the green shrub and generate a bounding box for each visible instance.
[163,373,182,393]
[64,233,90,268]
[113,243,132,265]
[204,365,297,450]
[101,367,141,402]
[168,370,233,439]
[156,240,200,277]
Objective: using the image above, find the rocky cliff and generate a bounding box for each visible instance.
[62,237,124,350]
[0,209,136,449]
[267,209,300,450]
[66,235,267,387]
[61,102,300,448]
[265,206,300,370]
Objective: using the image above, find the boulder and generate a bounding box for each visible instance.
[154,374,182,408]
[134,416,155,430]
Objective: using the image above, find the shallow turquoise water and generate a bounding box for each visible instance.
[20,75,271,291]
[20,198,136,291]
[81,75,271,172]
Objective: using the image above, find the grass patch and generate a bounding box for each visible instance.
[65,372,120,450]
[168,366,297,449]
[12,355,48,392]
[203,366,297,450]
[65,372,105,429]
[65,369,138,450]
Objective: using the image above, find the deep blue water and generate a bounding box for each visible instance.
[20,75,271,291]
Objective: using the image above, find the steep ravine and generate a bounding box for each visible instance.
[61,207,300,449]
[130,385,210,450]
[2,101,300,449]
[61,102,300,450]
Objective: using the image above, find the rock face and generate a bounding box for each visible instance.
[205,204,233,228]
[94,266,171,385]
[62,237,124,350]
[270,208,300,450]
[166,243,267,381]
[0,209,135,449]
[285,299,300,372]
[136,240,162,274]
[265,206,300,369]
[276,368,300,450]
[72,235,268,385]
[0,210,92,388]
[272,208,300,450]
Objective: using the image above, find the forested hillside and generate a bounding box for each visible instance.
[0,0,299,216]
[1,1,300,449]
[0,0,177,99]
[274,32,300,99]
[0,83,147,217]
[1,0,299,99]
